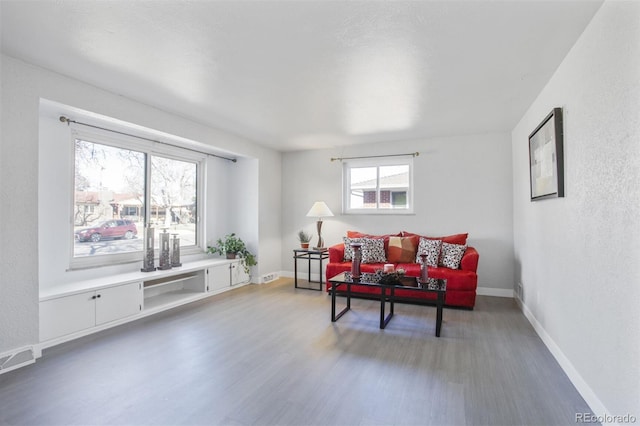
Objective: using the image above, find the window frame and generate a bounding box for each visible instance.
[69,127,205,270]
[342,157,414,215]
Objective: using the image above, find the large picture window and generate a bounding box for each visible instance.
[343,158,413,214]
[73,136,201,266]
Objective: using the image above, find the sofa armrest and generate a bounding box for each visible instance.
[329,243,345,263]
[461,246,479,272]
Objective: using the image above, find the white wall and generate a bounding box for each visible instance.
[512,1,640,417]
[0,55,282,356]
[282,133,514,291]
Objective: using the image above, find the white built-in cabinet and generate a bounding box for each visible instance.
[207,263,233,292]
[207,261,250,292]
[231,261,250,286]
[39,258,249,348]
[40,282,142,342]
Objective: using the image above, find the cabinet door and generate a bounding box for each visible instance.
[40,292,95,342]
[207,264,231,292]
[95,282,143,325]
[231,260,250,286]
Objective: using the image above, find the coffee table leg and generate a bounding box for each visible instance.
[331,282,336,320]
[332,282,350,322]
[380,287,385,328]
[436,291,444,337]
[390,286,395,316]
[380,287,394,329]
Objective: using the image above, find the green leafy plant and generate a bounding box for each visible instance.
[298,230,312,243]
[207,233,257,275]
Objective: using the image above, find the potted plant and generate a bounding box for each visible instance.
[298,230,312,249]
[207,233,257,274]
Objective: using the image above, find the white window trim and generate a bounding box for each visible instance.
[342,157,414,215]
[69,127,206,270]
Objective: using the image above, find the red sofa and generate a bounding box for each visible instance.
[325,231,479,309]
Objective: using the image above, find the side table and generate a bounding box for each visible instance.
[293,249,329,291]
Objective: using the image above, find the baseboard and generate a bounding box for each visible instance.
[0,346,36,375]
[281,270,322,283]
[516,296,616,425]
[477,286,514,298]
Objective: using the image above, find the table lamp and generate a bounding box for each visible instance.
[306,201,334,250]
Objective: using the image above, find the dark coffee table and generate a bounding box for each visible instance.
[328,272,447,337]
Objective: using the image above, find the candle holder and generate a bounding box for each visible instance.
[419,253,429,283]
[350,242,362,279]
[141,226,156,272]
[171,233,182,267]
[158,228,172,270]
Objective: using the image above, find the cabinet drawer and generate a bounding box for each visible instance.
[95,282,143,325]
[40,292,95,341]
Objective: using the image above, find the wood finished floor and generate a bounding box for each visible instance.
[0,278,594,426]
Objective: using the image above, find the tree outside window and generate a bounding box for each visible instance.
[73,139,199,261]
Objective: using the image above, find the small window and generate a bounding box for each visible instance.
[343,158,413,214]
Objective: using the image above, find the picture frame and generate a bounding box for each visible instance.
[529,107,564,200]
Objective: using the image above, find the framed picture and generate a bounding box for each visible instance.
[529,107,564,200]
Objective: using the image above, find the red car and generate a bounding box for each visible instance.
[75,220,138,242]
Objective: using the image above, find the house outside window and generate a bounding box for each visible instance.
[343,157,413,214]
[72,133,203,268]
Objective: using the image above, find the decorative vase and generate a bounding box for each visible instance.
[226,252,237,259]
[158,229,172,270]
[350,242,362,279]
[419,253,428,282]
[171,233,182,267]
[141,226,156,272]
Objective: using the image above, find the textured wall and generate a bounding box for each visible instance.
[281,133,515,291]
[511,1,640,417]
[0,56,40,353]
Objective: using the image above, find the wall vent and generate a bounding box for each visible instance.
[261,273,279,283]
[0,347,35,374]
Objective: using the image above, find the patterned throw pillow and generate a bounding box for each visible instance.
[439,242,467,269]
[387,236,418,263]
[343,237,364,261]
[415,237,442,267]
[360,238,387,264]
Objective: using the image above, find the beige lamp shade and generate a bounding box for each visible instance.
[306,201,334,218]
[306,201,333,249]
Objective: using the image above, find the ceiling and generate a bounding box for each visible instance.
[1,0,603,152]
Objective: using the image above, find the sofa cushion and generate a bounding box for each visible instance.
[440,242,467,269]
[416,237,442,267]
[402,231,468,245]
[360,238,387,263]
[347,231,401,252]
[387,236,418,263]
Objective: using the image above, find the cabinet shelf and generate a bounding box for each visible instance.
[144,272,199,288]
[143,289,204,311]
[143,270,206,310]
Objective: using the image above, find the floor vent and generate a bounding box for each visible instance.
[262,273,279,283]
[0,347,35,374]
